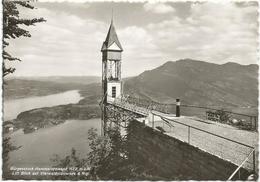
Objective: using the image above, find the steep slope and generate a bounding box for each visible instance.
[124,59,258,108]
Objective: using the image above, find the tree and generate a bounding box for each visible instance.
[50,127,130,180]
[215,109,232,123]
[50,128,112,180]
[2,137,21,179]
[50,148,89,180]
[85,128,112,179]
[3,0,46,77]
[51,126,162,180]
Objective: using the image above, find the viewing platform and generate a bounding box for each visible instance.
[107,96,258,173]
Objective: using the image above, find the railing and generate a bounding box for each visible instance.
[109,96,148,115]
[176,104,258,131]
[227,149,256,180]
[151,113,256,175]
[106,95,257,179]
[107,95,170,114]
[107,94,258,131]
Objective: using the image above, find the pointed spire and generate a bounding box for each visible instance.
[111,8,113,23]
[101,11,123,52]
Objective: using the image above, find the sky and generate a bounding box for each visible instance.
[6,0,259,77]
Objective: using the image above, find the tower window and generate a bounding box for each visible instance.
[112,86,116,98]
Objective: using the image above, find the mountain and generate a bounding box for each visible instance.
[4,76,100,100]
[4,60,258,112]
[6,76,100,85]
[124,59,258,109]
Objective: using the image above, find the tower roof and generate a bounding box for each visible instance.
[101,20,123,52]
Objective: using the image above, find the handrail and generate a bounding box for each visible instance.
[154,113,254,149]
[104,94,256,178]
[227,149,255,180]
[107,94,257,118]
[181,104,257,118]
[107,96,150,116]
[156,114,256,178]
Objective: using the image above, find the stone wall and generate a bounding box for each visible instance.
[126,120,250,180]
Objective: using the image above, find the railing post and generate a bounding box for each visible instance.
[188,126,190,144]
[250,116,253,131]
[253,150,256,173]
[176,99,180,117]
[152,113,155,129]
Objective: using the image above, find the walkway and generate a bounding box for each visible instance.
[108,97,258,171]
[149,115,258,171]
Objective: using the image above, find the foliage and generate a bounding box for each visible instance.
[50,148,89,180]
[86,128,112,179]
[3,0,46,77]
[51,126,162,180]
[2,137,21,179]
[50,128,114,180]
[214,109,232,123]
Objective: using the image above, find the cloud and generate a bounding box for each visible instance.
[6,6,107,76]
[145,2,258,65]
[38,0,92,3]
[118,26,164,76]
[6,2,258,77]
[144,2,175,14]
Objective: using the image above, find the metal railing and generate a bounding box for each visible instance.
[151,113,256,175]
[167,104,258,131]
[106,95,257,179]
[108,96,149,116]
[107,95,170,114]
[228,149,256,180]
[107,94,258,131]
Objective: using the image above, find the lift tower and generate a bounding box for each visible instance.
[101,19,123,135]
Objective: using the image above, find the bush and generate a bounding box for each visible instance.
[214,109,232,123]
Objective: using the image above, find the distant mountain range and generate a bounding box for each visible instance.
[4,76,100,100]
[4,59,258,110]
[124,59,258,108]
[6,76,100,85]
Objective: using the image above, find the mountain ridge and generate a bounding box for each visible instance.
[4,59,258,111]
[124,59,258,109]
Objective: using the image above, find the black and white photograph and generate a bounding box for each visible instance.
[2,0,259,180]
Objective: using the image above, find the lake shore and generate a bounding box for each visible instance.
[3,89,102,174]
[11,103,100,134]
[9,119,101,169]
[3,90,101,134]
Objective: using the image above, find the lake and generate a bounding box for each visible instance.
[5,90,101,168]
[10,119,101,168]
[4,90,82,121]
